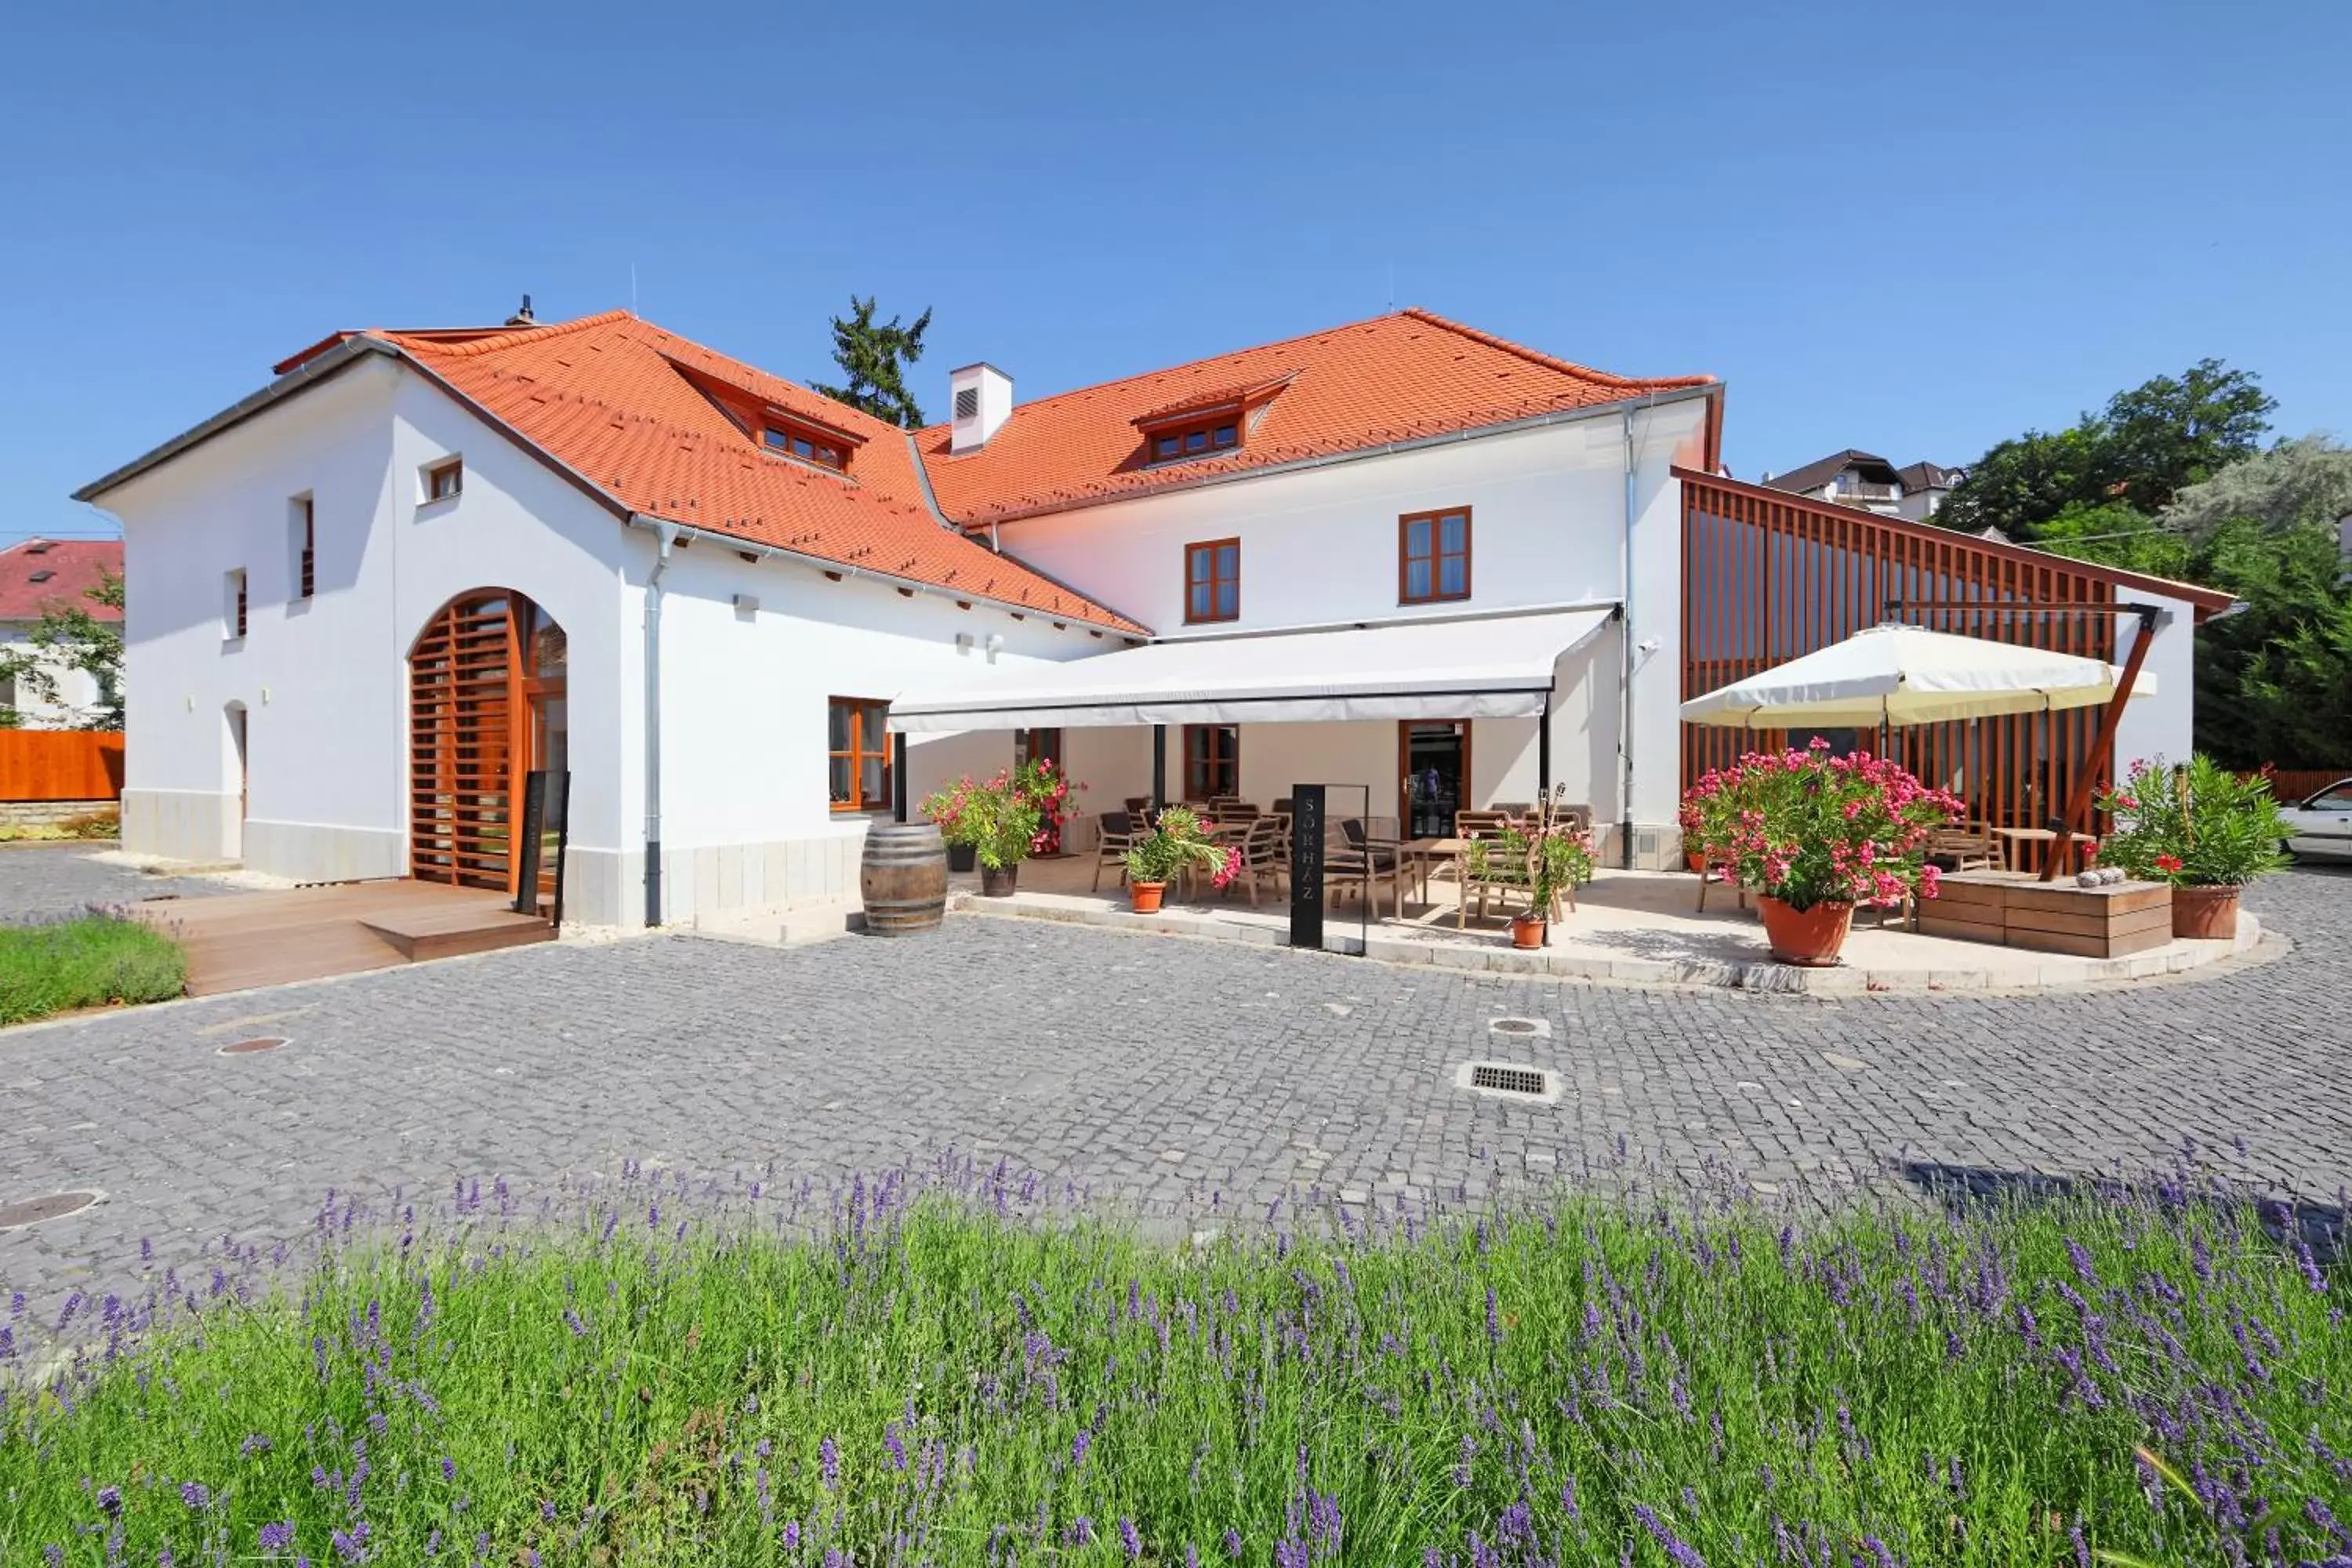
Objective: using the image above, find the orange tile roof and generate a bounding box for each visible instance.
[372,313,1147,633]
[0,538,122,622]
[915,308,1715,527]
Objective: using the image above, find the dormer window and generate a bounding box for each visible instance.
[1151,423,1240,463]
[763,422,848,472]
[1131,370,1295,469]
[27,569,54,584]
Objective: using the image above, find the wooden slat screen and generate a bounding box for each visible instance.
[0,731,125,801]
[408,593,521,891]
[1679,476,2122,864]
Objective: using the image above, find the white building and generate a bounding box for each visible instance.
[1760,450,1964,521]
[1,538,122,729]
[73,307,2224,926]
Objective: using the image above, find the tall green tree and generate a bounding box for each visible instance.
[811,296,933,429]
[1936,359,2274,540]
[2190,518,2352,768]
[0,568,125,730]
[2162,434,2352,539]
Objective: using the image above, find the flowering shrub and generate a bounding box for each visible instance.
[1682,741,1963,910]
[1465,791,1595,920]
[1122,805,1238,888]
[2095,754,2290,887]
[916,771,1040,871]
[1012,757,1083,855]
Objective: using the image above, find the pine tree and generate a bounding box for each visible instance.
[811,296,933,429]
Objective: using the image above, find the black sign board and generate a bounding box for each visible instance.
[1288,783,1325,950]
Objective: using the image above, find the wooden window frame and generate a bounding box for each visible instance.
[1399,506,1472,605]
[1181,724,1240,802]
[764,420,850,472]
[296,496,315,599]
[1146,420,1241,466]
[1183,537,1241,625]
[828,696,893,814]
[425,458,464,503]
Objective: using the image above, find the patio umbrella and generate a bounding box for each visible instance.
[1676,622,2154,730]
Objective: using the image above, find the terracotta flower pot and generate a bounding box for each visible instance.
[1509,914,1547,950]
[1756,895,1855,967]
[2171,884,2238,941]
[1129,880,1167,914]
[1686,848,1706,874]
[978,865,1019,898]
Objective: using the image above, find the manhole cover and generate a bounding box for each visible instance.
[1454,1061,1563,1104]
[218,1036,289,1056]
[0,1191,101,1230]
[1489,1017,1552,1038]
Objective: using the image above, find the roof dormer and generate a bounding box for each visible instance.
[1131,372,1294,466]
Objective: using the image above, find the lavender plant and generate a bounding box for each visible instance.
[1,1160,2344,1566]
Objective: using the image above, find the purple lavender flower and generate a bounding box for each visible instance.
[1072,1429,1091,1468]
[440,1456,455,1482]
[1225,1527,1244,1558]
[260,1523,295,1553]
[1631,1504,1707,1568]
[1120,1518,1144,1559]
[241,1433,273,1458]
[781,1521,800,1549]
[180,1482,210,1510]
[96,1485,123,1515]
[820,1436,840,1490]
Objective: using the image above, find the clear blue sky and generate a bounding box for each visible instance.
[5,0,2347,545]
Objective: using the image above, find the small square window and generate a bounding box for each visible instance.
[224,568,248,641]
[425,459,463,502]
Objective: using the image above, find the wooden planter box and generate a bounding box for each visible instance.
[1918,871,2172,959]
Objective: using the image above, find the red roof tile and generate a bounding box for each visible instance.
[372,314,1146,633]
[0,538,122,622]
[915,308,1715,527]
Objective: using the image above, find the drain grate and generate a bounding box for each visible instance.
[218,1036,288,1056]
[1454,1060,1562,1104]
[1471,1063,1548,1095]
[0,1191,101,1231]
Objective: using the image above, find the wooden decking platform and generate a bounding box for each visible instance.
[1918,870,2173,959]
[129,880,554,997]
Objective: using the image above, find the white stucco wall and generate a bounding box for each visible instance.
[98,355,635,906]
[2109,591,2198,779]
[639,535,1120,924]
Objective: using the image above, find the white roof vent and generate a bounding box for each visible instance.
[949,363,1012,453]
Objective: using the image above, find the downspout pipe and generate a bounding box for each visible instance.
[1619,407,1639,869]
[639,517,680,927]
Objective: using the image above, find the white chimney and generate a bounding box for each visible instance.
[949,362,1012,452]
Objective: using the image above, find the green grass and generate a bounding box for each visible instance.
[2,1181,2346,1565]
[0,913,185,1025]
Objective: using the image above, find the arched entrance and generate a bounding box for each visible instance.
[408,590,568,893]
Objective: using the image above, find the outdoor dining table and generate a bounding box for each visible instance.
[1396,837,1463,903]
[1991,826,2098,871]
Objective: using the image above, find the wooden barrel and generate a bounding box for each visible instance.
[859,822,949,935]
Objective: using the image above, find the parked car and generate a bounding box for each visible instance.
[2279,777,2352,862]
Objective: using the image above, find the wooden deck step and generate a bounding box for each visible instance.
[360,906,557,962]
[129,877,554,997]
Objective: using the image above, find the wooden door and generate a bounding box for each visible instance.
[408,593,524,891]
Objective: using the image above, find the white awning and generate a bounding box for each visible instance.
[889,607,1617,732]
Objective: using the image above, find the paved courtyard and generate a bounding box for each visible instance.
[2,844,2347,1317]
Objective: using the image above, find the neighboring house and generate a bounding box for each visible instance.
[73,307,2224,927]
[1760,450,1963,521]
[0,537,122,728]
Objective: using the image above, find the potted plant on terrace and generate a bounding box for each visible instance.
[918,779,980,873]
[1120,806,1236,913]
[2094,754,2288,939]
[1466,791,1595,948]
[1690,740,1964,966]
[922,771,1040,897]
[1014,756,1083,858]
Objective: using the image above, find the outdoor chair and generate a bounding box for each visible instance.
[1927,823,1998,873]
[1336,818,1405,915]
[1455,809,1514,840]
[1092,811,1134,891]
[1489,801,1533,820]
[1223,816,1287,906]
[1694,845,1749,913]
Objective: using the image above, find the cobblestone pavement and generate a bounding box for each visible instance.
[3,860,2347,1313]
[0,844,234,926]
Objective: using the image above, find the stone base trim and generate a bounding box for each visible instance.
[0,798,115,829]
[951,889,2265,995]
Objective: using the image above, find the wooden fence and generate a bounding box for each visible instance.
[0,731,125,801]
[2252,768,2350,803]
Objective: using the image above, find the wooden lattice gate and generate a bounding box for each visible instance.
[408,593,524,891]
